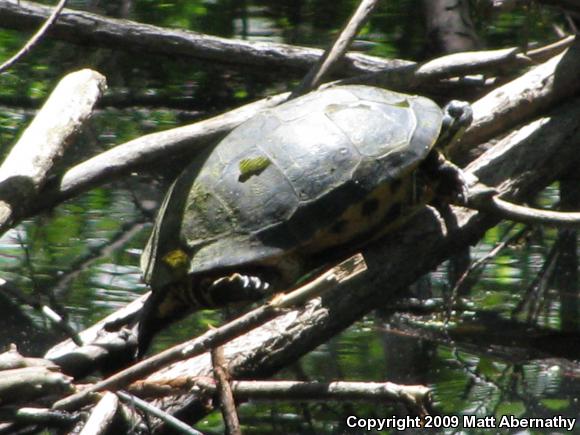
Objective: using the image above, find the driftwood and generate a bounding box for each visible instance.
[41,94,580,431]
[0,69,106,234]
[0,32,566,430]
[52,254,367,411]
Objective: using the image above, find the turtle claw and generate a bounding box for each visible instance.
[208,272,271,305]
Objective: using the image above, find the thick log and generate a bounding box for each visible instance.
[0,0,410,77]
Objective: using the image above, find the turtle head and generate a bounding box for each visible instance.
[436,100,473,153]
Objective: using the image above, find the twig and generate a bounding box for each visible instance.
[512,240,560,319]
[211,347,240,435]
[193,379,430,414]
[52,254,367,411]
[116,390,203,435]
[291,0,380,97]
[526,34,575,62]
[78,392,119,435]
[0,0,68,73]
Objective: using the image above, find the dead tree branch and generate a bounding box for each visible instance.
[0,0,68,73]
[457,37,580,154]
[13,39,572,231]
[291,0,380,97]
[0,0,410,77]
[0,69,106,235]
[210,347,240,435]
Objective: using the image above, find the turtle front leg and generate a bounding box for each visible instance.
[202,273,271,307]
[420,150,468,205]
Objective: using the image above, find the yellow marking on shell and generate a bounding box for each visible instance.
[239,156,272,182]
[303,174,418,254]
[162,249,189,274]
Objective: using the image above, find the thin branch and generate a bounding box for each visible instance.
[468,187,580,228]
[0,0,68,73]
[116,391,203,435]
[291,0,380,97]
[211,347,240,435]
[197,379,429,410]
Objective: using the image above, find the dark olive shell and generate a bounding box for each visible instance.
[142,85,443,289]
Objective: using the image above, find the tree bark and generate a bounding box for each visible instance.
[0,0,411,77]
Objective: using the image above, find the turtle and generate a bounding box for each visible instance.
[137,84,472,356]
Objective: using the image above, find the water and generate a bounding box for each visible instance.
[0,1,577,433]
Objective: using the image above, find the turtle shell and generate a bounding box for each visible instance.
[142,85,443,290]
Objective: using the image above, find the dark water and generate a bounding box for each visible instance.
[0,2,578,434]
